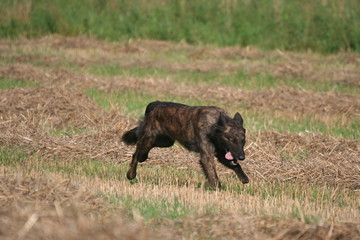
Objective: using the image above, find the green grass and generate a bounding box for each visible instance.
[87,64,165,79]
[1,0,359,53]
[106,194,192,221]
[86,88,155,111]
[0,78,38,90]
[247,113,360,140]
[0,146,28,165]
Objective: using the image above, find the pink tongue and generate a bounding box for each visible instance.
[225,152,233,160]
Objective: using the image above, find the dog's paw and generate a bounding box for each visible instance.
[126,170,136,180]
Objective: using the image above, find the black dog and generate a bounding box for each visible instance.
[122,101,249,189]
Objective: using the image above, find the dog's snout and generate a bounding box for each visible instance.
[239,155,245,161]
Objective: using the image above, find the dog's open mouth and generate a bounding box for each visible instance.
[225,151,238,166]
[229,160,238,166]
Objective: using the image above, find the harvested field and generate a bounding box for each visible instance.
[1,64,359,125]
[0,36,359,239]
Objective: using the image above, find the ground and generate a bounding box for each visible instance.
[0,35,359,239]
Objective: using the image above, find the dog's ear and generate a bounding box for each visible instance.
[234,112,243,126]
[217,113,226,127]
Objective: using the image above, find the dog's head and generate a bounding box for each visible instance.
[214,112,246,166]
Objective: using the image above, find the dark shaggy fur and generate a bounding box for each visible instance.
[122,101,249,189]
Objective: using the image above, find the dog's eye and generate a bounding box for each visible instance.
[226,136,234,142]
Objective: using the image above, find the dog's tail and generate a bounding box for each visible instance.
[122,127,138,145]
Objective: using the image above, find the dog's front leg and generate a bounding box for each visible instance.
[199,152,221,189]
[233,164,249,184]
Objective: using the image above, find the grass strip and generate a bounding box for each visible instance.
[104,193,192,221]
[0,78,38,90]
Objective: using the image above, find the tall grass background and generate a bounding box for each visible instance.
[1,0,359,53]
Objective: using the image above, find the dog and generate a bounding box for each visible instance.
[122,101,249,189]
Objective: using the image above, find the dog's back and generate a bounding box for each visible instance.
[144,101,188,116]
[123,101,224,152]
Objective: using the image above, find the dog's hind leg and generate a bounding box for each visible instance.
[126,135,156,180]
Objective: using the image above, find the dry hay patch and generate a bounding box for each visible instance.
[189,45,264,61]
[0,35,126,54]
[163,82,359,117]
[269,61,360,87]
[0,170,103,212]
[0,87,114,129]
[235,49,360,87]
[0,125,129,164]
[0,87,132,161]
[0,64,49,83]
[40,129,128,161]
[166,214,360,240]
[0,169,148,240]
[0,64,136,92]
[45,35,193,54]
[0,64,99,88]
[4,35,190,61]
[244,131,360,188]
[318,69,360,87]
[244,87,360,116]
[114,57,242,74]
